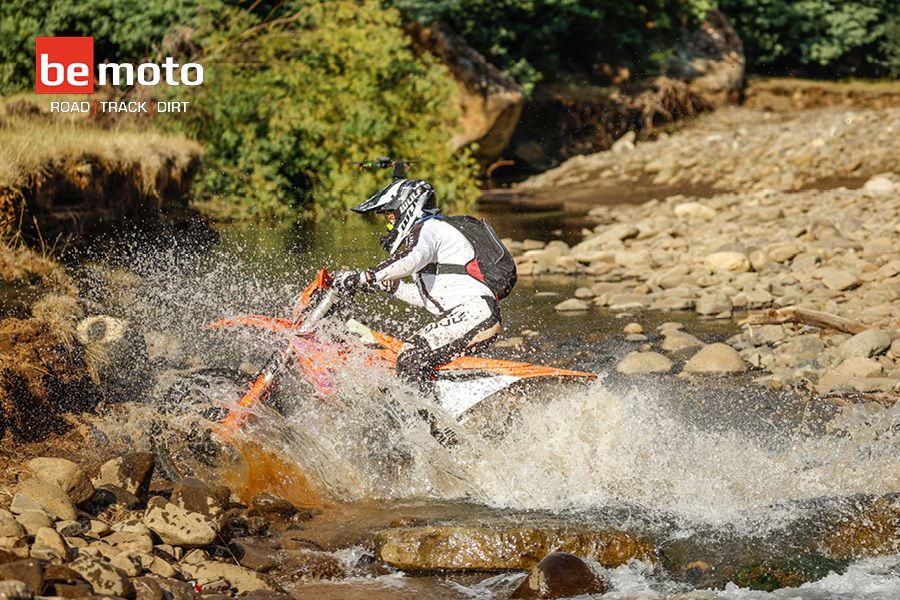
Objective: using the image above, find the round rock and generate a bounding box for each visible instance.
[616,351,674,374]
[511,552,608,599]
[683,343,747,374]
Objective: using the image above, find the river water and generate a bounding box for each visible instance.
[77,211,899,599]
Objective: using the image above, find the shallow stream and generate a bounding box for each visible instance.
[76,210,899,599]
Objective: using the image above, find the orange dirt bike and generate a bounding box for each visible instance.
[152,268,595,478]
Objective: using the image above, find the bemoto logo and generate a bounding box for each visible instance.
[35,36,203,94]
[36,36,94,94]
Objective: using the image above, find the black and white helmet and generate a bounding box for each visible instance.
[352,179,439,254]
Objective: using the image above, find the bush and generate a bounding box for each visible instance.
[0,0,197,95]
[718,0,899,77]
[389,0,715,92]
[176,0,477,218]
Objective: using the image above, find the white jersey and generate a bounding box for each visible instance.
[368,218,495,315]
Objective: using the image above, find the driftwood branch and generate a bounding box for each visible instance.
[741,306,866,335]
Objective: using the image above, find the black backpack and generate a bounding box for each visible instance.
[433,215,518,300]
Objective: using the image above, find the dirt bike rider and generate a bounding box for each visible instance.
[332,178,505,385]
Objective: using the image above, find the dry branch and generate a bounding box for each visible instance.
[742,306,866,335]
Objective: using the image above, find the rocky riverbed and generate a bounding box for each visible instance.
[508,105,899,400]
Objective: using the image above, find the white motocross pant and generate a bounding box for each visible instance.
[395,295,501,382]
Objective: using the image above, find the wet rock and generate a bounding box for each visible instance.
[510,552,608,599]
[375,527,654,571]
[94,453,155,498]
[69,555,134,598]
[143,498,218,548]
[824,496,900,559]
[228,542,279,573]
[84,484,143,512]
[683,343,746,374]
[30,527,70,562]
[554,298,590,312]
[11,479,76,521]
[0,560,43,594]
[172,478,227,522]
[695,293,732,316]
[731,555,844,592]
[661,331,704,353]
[248,493,294,519]
[180,561,278,595]
[616,351,673,374]
[840,329,892,358]
[705,251,750,273]
[25,458,93,505]
[277,549,346,581]
[0,580,30,600]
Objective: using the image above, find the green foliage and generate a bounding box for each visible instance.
[176,0,477,218]
[388,0,713,90]
[718,0,899,77]
[0,0,197,94]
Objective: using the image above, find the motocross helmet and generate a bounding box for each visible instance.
[352,179,439,254]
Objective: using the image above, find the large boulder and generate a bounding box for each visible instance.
[510,552,608,599]
[405,22,524,162]
[668,9,744,106]
[375,527,654,571]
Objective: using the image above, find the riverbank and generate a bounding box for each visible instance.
[0,98,201,240]
[509,104,899,399]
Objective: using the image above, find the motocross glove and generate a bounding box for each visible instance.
[333,270,365,292]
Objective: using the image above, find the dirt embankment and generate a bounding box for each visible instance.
[0,98,203,443]
[744,78,900,112]
[0,98,202,241]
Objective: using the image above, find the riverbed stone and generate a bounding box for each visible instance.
[705,251,750,273]
[181,561,278,595]
[143,498,218,548]
[510,552,608,599]
[824,495,899,560]
[69,555,134,598]
[375,527,654,571]
[30,527,70,562]
[623,322,644,334]
[695,293,732,316]
[554,298,590,312]
[0,580,31,600]
[94,453,155,498]
[840,329,892,358]
[683,343,746,374]
[674,201,715,220]
[14,511,52,537]
[0,513,24,541]
[616,352,673,374]
[862,174,895,196]
[746,324,786,346]
[820,269,860,291]
[172,479,227,522]
[661,331,704,353]
[12,479,76,521]
[25,458,93,505]
[0,560,43,594]
[276,549,346,581]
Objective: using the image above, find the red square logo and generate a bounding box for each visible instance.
[35,36,94,94]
